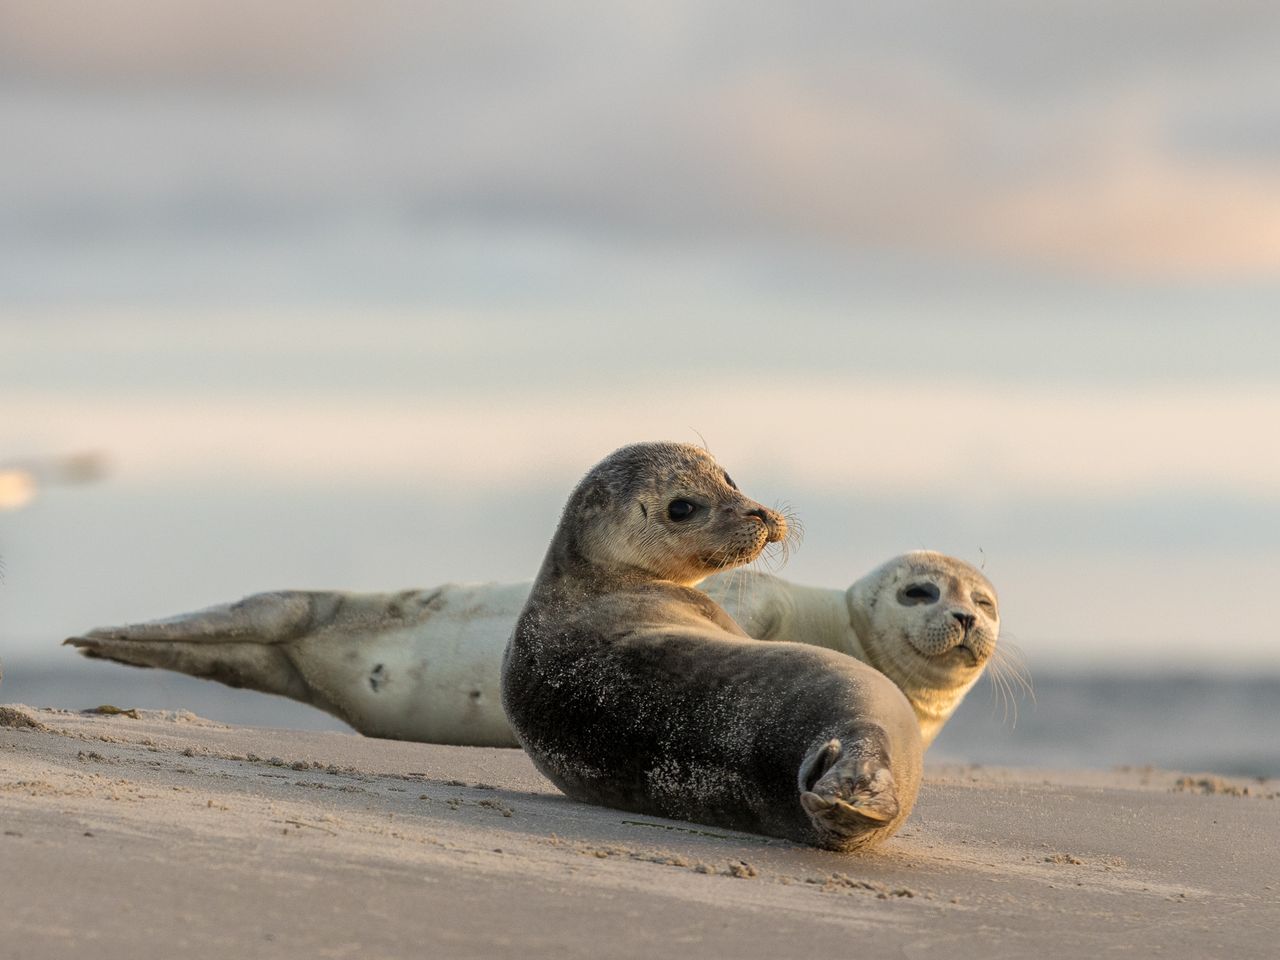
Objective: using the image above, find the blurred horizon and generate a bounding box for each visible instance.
[6,655,1280,777]
[3,1,1279,674]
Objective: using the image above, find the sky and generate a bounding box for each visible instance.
[2,2,1279,671]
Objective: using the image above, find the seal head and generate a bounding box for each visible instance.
[539,441,787,587]
[848,550,1000,745]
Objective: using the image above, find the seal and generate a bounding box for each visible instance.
[703,551,1000,747]
[500,441,922,850]
[65,557,1000,750]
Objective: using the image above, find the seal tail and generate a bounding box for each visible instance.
[798,735,900,844]
[63,591,325,701]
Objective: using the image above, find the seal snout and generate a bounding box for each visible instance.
[741,504,787,544]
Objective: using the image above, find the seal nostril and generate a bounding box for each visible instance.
[953,612,975,631]
[745,508,768,523]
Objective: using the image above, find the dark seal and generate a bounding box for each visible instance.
[501,442,922,850]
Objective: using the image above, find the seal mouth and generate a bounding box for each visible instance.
[910,638,982,667]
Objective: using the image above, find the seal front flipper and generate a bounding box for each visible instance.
[798,734,900,843]
[63,591,326,701]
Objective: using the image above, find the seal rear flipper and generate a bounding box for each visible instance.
[67,591,320,646]
[798,736,900,840]
[63,592,325,702]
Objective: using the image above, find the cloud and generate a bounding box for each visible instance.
[1,1,1278,280]
[6,377,1280,501]
[0,0,398,82]
[963,90,1280,276]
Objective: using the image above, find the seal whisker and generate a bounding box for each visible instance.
[993,635,1034,700]
[987,659,1015,727]
[984,633,1033,729]
[727,565,753,632]
[983,640,1032,729]
[1000,664,1023,726]
[759,506,802,573]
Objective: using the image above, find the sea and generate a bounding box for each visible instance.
[2,655,1277,781]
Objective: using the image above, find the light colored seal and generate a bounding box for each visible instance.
[705,551,1000,747]
[64,555,1000,749]
[500,441,922,850]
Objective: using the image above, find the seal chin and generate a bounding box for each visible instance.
[698,542,766,570]
[699,553,744,570]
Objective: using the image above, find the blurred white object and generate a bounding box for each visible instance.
[0,469,37,510]
[0,452,107,510]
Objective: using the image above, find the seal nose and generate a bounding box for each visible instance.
[952,611,975,632]
[743,506,787,543]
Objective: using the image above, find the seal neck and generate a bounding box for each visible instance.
[842,586,877,668]
[773,582,865,658]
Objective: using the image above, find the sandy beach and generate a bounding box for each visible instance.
[1,704,1275,959]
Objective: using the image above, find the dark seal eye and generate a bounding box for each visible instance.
[898,582,940,605]
[667,499,697,521]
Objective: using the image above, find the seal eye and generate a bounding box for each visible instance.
[898,583,940,605]
[974,594,997,615]
[667,499,697,522]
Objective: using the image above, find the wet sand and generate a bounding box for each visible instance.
[2,704,1275,959]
